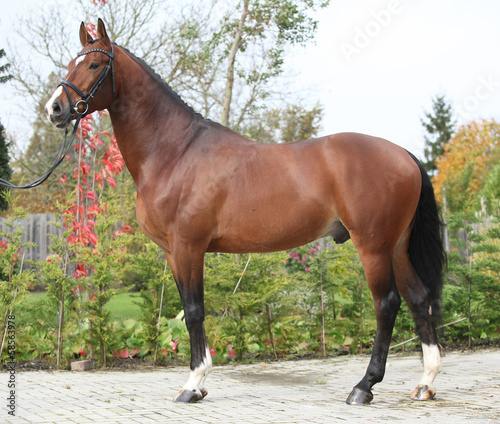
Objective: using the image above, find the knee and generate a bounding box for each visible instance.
[388,290,401,309]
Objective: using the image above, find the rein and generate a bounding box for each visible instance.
[0,41,115,190]
[0,117,82,189]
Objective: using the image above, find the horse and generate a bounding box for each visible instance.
[45,19,446,404]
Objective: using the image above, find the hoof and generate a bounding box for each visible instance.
[411,385,435,401]
[173,388,203,403]
[200,388,208,399]
[346,387,374,405]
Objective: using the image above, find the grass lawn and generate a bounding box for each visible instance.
[26,292,144,321]
[107,293,143,320]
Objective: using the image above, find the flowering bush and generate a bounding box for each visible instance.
[285,245,320,273]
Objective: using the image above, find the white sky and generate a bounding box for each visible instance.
[1,0,500,157]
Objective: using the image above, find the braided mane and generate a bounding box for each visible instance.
[115,43,203,119]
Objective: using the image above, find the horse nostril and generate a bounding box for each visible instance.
[52,101,62,116]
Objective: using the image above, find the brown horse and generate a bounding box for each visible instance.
[45,19,445,404]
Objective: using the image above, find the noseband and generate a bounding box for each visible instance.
[0,41,115,189]
[59,41,115,117]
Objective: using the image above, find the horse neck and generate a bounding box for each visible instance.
[108,48,203,188]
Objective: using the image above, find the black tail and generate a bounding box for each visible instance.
[407,152,446,318]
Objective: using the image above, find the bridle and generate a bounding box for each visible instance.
[59,41,115,117]
[0,40,115,189]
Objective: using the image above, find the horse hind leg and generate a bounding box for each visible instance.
[346,252,401,405]
[392,236,441,401]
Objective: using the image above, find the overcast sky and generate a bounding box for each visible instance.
[1,0,499,157]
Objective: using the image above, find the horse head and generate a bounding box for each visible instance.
[45,19,115,128]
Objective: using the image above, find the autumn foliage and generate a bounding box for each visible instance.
[433,119,500,213]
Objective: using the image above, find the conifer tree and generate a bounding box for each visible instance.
[0,48,13,210]
[0,120,12,211]
[0,49,13,84]
[421,94,456,174]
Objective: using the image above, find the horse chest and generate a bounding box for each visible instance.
[135,195,173,252]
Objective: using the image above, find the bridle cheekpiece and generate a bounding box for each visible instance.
[58,39,115,117]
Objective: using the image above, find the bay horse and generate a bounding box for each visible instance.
[45,19,445,404]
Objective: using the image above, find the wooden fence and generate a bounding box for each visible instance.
[0,214,62,262]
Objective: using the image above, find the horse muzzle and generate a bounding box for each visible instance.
[45,88,73,128]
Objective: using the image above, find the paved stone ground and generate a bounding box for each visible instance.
[2,349,499,423]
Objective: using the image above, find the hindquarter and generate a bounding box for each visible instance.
[324,133,422,255]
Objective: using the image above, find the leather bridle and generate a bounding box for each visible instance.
[0,41,116,189]
[59,41,115,117]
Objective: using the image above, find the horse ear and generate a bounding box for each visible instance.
[79,22,92,47]
[97,18,111,47]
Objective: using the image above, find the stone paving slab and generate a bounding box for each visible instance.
[1,350,499,423]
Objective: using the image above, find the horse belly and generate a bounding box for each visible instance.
[208,217,330,253]
[209,186,337,253]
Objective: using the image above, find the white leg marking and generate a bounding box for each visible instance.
[45,86,63,116]
[419,343,441,390]
[183,346,212,395]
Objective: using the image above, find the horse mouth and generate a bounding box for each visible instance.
[48,112,73,129]
[56,118,72,129]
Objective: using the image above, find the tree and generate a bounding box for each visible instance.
[479,162,500,215]
[244,103,323,143]
[129,235,180,362]
[421,94,456,174]
[74,195,131,367]
[216,0,330,128]
[204,251,296,360]
[0,121,12,211]
[0,198,35,361]
[0,49,12,84]
[442,210,500,346]
[0,48,13,211]
[433,119,500,214]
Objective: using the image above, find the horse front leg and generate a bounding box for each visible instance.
[165,251,212,403]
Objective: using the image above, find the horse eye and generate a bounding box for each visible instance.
[89,62,99,70]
